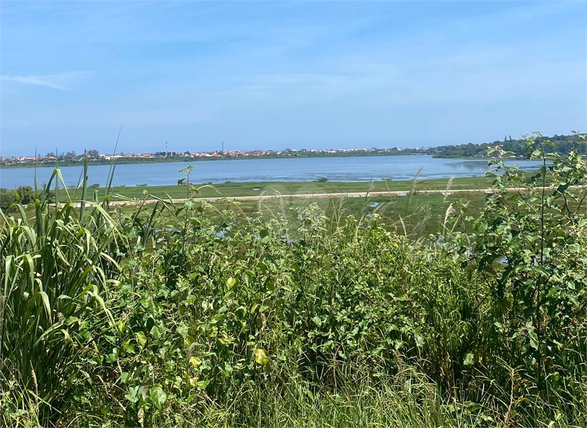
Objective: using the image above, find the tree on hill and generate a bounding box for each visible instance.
[431,133,586,158]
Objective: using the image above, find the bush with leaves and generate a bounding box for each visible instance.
[458,133,586,417]
[0,189,16,212]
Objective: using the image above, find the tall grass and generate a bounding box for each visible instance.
[0,168,125,426]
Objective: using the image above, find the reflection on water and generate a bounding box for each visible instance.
[446,161,490,171]
[447,160,547,172]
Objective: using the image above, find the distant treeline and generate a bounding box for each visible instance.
[431,133,587,158]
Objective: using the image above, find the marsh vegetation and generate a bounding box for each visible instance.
[1,136,586,427]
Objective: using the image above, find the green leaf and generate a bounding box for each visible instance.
[254,348,269,365]
[150,385,167,410]
[106,348,119,363]
[176,323,189,339]
[121,372,130,384]
[125,386,141,404]
[528,329,539,350]
[221,362,233,377]
[38,291,52,323]
[196,380,210,390]
[312,316,322,327]
[136,331,147,348]
[150,324,165,339]
[226,277,236,289]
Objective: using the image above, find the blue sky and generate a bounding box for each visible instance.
[0,1,585,157]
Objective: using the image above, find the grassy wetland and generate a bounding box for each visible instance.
[1,137,586,427]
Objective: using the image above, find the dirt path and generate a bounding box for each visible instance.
[95,188,499,207]
[66,185,586,207]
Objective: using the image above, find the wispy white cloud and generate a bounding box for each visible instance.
[0,71,90,91]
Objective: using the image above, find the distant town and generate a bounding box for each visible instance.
[0,133,583,168]
[0,146,433,167]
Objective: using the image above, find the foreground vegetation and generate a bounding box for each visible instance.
[1,135,586,427]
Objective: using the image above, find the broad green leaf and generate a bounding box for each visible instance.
[254,348,269,365]
[136,331,147,348]
[196,380,210,390]
[226,277,236,289]
[125,386,141,404]
[150,385,167,410]
[312,316,322,327]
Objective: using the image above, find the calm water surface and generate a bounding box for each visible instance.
[0,156,543,188]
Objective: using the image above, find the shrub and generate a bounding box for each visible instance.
[0,189,16,212]
[456,133,587,421]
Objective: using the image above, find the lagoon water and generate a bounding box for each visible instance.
[0,156,543,188]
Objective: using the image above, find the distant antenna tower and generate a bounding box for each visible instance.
[222,141,224,153]
[165,141,168,157]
